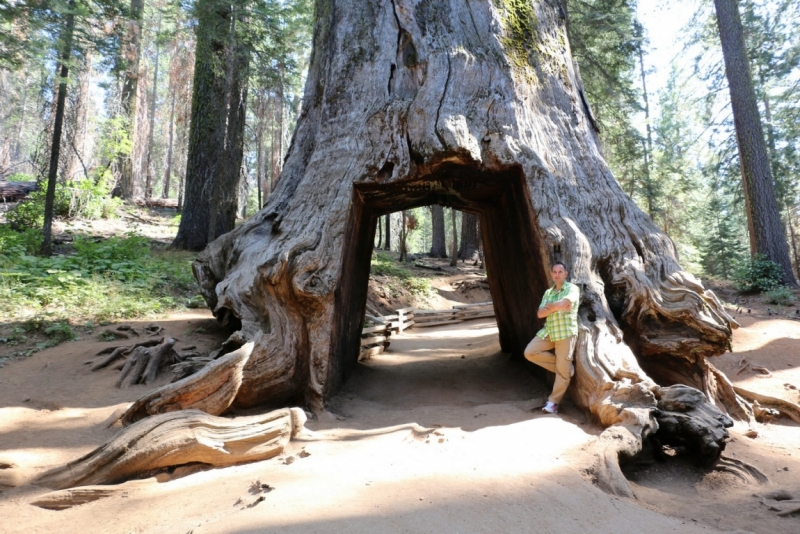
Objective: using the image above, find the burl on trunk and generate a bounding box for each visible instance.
[187,0,744,494]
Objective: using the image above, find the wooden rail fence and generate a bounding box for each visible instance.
[359,301,494,360]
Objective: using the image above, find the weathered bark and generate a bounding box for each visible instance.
[458,212,480,261]
[182,0,743,494]
[41,2,75,257]
[121,341,253,425]
[34,407,306,490]
[429,204,447,257]
[713,0,796,286]
[173,0,250,251]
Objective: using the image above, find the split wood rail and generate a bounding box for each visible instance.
[359,301,494,360]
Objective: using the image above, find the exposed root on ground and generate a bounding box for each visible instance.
[120,342,253,425]
[733,386,800,423]
[34,407,306,490]
[714,455,769,484]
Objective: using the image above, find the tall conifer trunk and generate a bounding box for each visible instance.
[713,0,797,286]
[41,3,75,257]
[117,0,145,199]
[144,18,161,200]
[173,0,251,250]
[458,212,480,261]
[429,205,447,257]
[162,91,175,198]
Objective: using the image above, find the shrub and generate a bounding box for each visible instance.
[0,229,198,324]
[763,286,796,306]
[733,254,784,293]
[370,251,433,298]
[6,171,121,229]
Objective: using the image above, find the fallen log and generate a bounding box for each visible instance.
[0,181,37,202]
[34,407,306,490]
[137,197,179,209]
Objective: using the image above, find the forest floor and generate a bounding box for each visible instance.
[1,210,799,533]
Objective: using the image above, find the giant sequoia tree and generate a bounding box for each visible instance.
[188,0,744,488]
[35,0,800,496]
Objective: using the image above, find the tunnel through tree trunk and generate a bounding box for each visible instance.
[78,0,759,495]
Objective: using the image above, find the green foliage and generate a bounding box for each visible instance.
[6,173,121,229]
[0,227,43,255]
[371,251,432,297]
[567,0,644,193]
[40,321,77,348]
[371,251,414,278]
[94,114,133,162]
[763,286,795,306]
[683,0,800,275]
[0,226,199,324]
[699,194,748,279]
[0,0,126,71]
[734,254,784,293]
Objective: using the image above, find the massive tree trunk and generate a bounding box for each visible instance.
[67,0,762,494]
[173,0,250,251]
[429,204,447,257]
[713,0,796,286]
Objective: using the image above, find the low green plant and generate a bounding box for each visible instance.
[0,227,198,326]
[763,286,796,306]
[371,251,413,278]
[44,321,75,342]
[370,252,433,298]
[404,276,432,297]
[733,254,784,293]
[6,171,121,229]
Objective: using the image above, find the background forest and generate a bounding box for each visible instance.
[1,0,799,326]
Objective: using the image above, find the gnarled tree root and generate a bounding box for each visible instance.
[121,342,253,425]
[91,338,163,372]
[34,406,306,490]
[30,485,136,510]
[590,425,643,499]
[654,384,733,466]
[714,455,769,484]
[589,384,734,499]
[733,386,800,423]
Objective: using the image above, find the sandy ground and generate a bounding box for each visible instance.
[0,311,799,533]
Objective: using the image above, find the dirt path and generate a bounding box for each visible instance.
[0,314,798,533]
